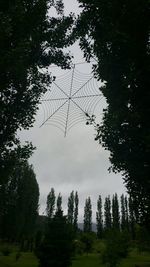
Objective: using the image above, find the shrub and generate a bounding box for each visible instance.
[80,232,94,254]
[35,210,75,267]
[102,229,130,267]
[1,246,11,256]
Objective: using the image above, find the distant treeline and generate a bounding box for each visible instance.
[0,170,143,250]
[44,188,139,239]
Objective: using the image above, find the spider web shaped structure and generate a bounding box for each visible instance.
[40,65,103,136]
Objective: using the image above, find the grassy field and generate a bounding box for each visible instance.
[120,249,150,267]
[72,253,100,267]
[0,251,37,267]
[0,246,150,267]
[72,251,150,267]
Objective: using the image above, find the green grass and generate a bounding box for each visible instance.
[0,252,38,267]
[120,249,150,267]
[72,253,101,267]
[72,250,150,267]
[0,246,150,267]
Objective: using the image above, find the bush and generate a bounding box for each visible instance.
[80,232,94,254]
[135,225,150,252]
[35,210,75,267]
[15,251,22,261]
[1,246,11,256]
[73,239,85,255]
[102,229,130,267]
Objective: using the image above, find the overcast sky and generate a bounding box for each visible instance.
[19,0,126,222]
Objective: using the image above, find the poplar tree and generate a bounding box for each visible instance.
[121,194,129,230]
[56,193,62,212]
[112,193,120,230]
[96,195,103,238]
[83,197,92,233]
[74,191,79,231]
[128,196,136,238]
[46,188,55,219]
[125,196,129,230]
[67,191,74,224]
[104,196,111,231]
[121,194,126,230]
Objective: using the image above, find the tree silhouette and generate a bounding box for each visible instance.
[0,160,39,243]
[104,196,111,231]
[67,191,74,225]
[56,193,62,212]
[36,209,74,267]
[73,191,79,231]
[76,0,150,226]
[112,193,120,230]
[0,0,74,183]
[83,197,92,233]
[96,195,103,238]
[46,188,56,219]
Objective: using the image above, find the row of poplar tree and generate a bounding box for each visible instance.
[0,174,138,247]
[46,188,138,238]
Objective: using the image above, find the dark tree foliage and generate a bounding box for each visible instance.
[104,196,111,231]
[124,195,129,229]
[36,209,75,267]
[67,191,74,225]
[96,195,103,238]
[73,191,79,231]
[76,0,150,226]
[120,194,129,231]
[80,232,94,254]
[0,0,74,183]
[112,193,120,230]
[120,194,126,231]
[102,229,130,267]
[135,224,150,252]
[128,196,136,239]
[0,142,34,185]
[83,196,92,233]
[67,191,79,231]
[46,187,56,218]
[56,192,62,212]
[0,160,39,242]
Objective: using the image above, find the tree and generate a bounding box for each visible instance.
[0,0,74,183]
[73,191,79,231]
[0,141,34,185]
[56,193,62,212]
[121,194,129,231]
[96,195,103,238]
[104,196,111,231]
[112,193,120,230]
[128,196,136,239]
[0,160,39,243]
[102,229,130,267]
[83,197,92,233]
[80,232,94,254]
[76,0,150,226]
[120,194,126,231]
[46,188,56,219]
[67,191,74,225]
[124,195,129,230]
[135,224,150,252]
[36,209,75,267]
